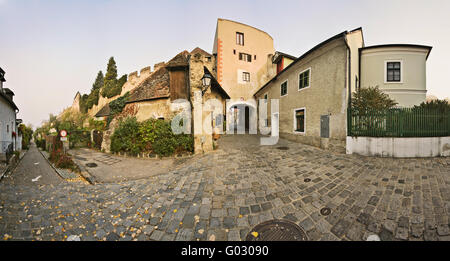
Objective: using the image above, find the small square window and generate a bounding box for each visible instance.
[386,62,401,82]
[299,69,310,90]
[281,81,288,96]
[239,53,252,62]
[242,72,250,82]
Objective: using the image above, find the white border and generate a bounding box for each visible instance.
[293,107,306,134]
[298,68,311,91]
[280,79,288,97]
[384,60,403,84]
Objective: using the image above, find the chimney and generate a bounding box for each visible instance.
[3,88,14,101]
[0,67,5,90]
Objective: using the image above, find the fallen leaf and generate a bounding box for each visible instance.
[251,231,259,238]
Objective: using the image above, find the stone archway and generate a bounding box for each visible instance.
[226,100,257,134]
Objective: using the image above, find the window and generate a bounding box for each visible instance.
[299,69,310,90]
[254,55,256,60]
[239,53,252,62]
[263,93,268,102]
[280,81,288,96]
[233,49,236,55]
[294,109,305,133]
[386,61,401,82]
[7,124,9,133]
[236,32,244,45]
[242,72,250,82]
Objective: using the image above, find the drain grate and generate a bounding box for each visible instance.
[276,146,289,150]
[320,207,331,216]
[75,156,87,161]
[246,219,308,241]
[85,162,98,168]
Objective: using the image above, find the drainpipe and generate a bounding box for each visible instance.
[344,36,352,138]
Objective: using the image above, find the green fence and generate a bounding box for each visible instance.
[347,107,450,137]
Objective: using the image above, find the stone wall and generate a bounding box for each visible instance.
[346,136,450,158]
[86,65,155,118]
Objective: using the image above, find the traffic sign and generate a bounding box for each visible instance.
[60,130,67,137]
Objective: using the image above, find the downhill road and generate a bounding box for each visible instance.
[2,143,62,186]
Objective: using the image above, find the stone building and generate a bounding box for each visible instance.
[100,48,230,154]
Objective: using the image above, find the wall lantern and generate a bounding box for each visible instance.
[202,73,212,87]
[201,73,212,95]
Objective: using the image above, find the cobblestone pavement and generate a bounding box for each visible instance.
[1,135,449,241]
[2,143,63,186]
[70,148,183,183]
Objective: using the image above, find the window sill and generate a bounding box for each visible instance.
[384,81,403,84]
[293,131,305,135]
[298,86,310,92]
[280,94,288,97]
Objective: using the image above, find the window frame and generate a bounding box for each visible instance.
[239,52,252,62]
[280,80,288,97]
[242,72,250,82]
[298,68,311,91]
[293,107,306,134]
[384,60,403,84]
[236,32,244,46]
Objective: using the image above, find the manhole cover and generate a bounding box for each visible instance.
[320,207,331,216]
[85,163,98,168]
[304,178,311,182]
[246,219,308,241]
[276,147,289,150]
[75,156,87,161]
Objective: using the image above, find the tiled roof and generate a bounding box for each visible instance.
[190,47,211,57]
[94,103,110,117]
[127,65,170,103]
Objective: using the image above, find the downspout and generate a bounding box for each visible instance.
[344,35,352,138]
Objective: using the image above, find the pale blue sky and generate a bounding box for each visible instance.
[1,0,449,127]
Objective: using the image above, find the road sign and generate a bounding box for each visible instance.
[60,137,67,141]
[60,130,67,137]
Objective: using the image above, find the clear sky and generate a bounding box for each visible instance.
[1,0,449,128]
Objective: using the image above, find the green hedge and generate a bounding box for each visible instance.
[110,117,193,157]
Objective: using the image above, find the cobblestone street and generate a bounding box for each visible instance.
[1,136,449,241]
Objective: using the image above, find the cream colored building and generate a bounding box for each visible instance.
[359,44,432,107]
[213,18,275,100]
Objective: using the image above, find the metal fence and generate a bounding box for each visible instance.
[347,107,450,137]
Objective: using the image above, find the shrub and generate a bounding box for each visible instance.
[107,92,130,127]
[351,86,398,112]
[110,117,143,155]
[414,99,450,113]
[110,117,194,157]
[49,148,79,172]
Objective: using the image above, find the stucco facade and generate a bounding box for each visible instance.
[255,36,349,151]
[213,18,275,100]
[0,69,20,161]
[359,45,431,107]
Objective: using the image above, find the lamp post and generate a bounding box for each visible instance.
[201,73,212,96]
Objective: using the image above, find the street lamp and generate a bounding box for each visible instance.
[201,73,212,95]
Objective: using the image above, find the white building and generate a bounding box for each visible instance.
[0,67,21,162]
